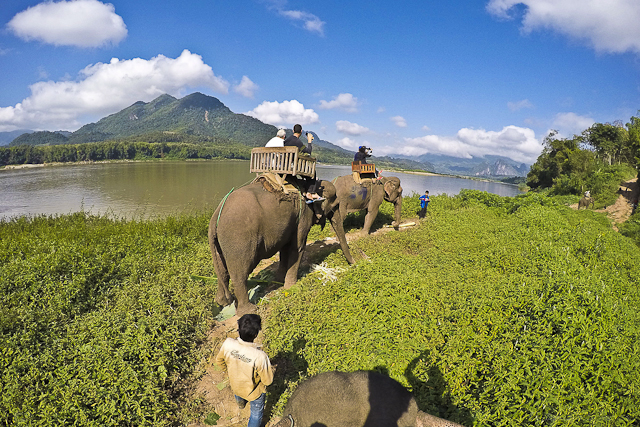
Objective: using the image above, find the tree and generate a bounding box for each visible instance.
[626,113,640,179]
[582,122,630,165]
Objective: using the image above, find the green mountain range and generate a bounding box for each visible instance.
[8,92,531,175]
[72,92,276,146]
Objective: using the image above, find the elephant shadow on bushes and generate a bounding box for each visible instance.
[264,338,309,421]
[404,351,474,426]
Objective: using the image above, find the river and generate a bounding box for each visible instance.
[0,161,523,220]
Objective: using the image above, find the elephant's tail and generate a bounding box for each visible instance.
[209,195,231,283]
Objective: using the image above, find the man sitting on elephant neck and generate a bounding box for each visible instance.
[284,124,323,202]
[354,145,371,164]
[215,314,274,427]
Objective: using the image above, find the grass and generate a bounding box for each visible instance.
[262,191,640,426]
[2,191,639,426]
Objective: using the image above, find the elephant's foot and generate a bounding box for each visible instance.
[215,292,234,307]
[236,302,257,317]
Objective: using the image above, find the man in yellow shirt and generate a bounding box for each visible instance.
[216,314,274,427]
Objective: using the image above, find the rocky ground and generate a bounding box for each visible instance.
[186,178,639,426]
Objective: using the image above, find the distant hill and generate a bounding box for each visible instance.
[69,92,276,146]
[398,153,530,177]
[10,131,69,146]
[13,93,278,147]
[0,129,33,146]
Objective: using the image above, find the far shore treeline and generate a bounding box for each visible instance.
[0,131,433,172]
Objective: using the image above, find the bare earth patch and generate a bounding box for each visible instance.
[570,178,638,231]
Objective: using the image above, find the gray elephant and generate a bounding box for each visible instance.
[272,371,464,427]
[208,178,354,316]
[578,196,595,209]
[333,175,403,234]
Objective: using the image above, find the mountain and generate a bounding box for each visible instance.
[13,93,279,147]
[398,153,530,177]
[69,92,276,146]
[0,129,33,146]
[10,131,69,146]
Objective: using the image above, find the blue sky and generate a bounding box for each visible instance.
[1,0,639,164]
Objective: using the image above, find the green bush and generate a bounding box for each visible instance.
[263,194,640,426]
[0,212,218,426]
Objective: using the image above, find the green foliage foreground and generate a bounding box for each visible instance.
[2,191,640,426]
[0,212,217,426]
[264,190,640,426]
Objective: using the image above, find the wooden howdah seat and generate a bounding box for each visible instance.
[250,146,316,178]
[351,161,376,184]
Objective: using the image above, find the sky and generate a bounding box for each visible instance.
[1,0,639,165]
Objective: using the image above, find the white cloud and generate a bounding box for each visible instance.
[378,125,543,164]
[552,112,595,137]
[377,106,386,113]
[336,120,369,136]
[390,115,407,128]
[233,76,258,98]
[319,93,359,112]
[0,50,229,131]
[422,125,431,132]
[268,2,325,36]
[246,100,319,126]
[487,0,640,54]
[334,137,359,150]
[508,99,534,111]
[8,0,127,48]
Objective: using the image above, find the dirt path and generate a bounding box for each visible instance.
[185,221,416,427]
[570,177,638,231]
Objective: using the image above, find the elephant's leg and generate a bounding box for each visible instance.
[328,212,354,264]
[213,253,233,307]
[362,206,380,234]
[224,252,259,315]
[275,246,291,284]
[210,233,233,307]
[229,271,256,316]
[281,244,304,289]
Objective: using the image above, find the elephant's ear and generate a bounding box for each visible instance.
[384,180,395,197]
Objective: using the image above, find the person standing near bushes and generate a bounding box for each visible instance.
[215,314,274,427]
[419,190,430,219]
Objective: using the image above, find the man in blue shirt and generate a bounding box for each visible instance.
[419,190,429,219]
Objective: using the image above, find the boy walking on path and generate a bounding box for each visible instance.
[216,314,275,427]
[419,190,430,219]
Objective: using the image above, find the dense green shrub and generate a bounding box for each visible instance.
[0,212,217,426]
[263,193,640,426]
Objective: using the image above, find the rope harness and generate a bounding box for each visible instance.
[215,175,307,228]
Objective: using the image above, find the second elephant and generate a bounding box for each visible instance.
[271,371,464,427]
[333,175,403,234]
[578,196,595,209]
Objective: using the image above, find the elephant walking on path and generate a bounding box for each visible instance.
[578,196,595,209]
[208,178,354,316]
[333,175,403,234]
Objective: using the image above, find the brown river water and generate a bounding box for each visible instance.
[0,160,522,220]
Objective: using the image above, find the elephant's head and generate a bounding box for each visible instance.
[382,176,403,227]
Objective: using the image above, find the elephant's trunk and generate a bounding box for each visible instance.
[393,189,403,227]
